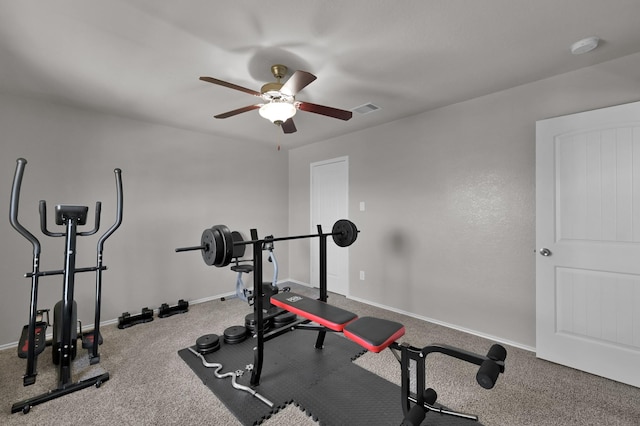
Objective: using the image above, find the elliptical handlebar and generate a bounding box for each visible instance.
[10,159,123,251]
[10,158,41,258]
[39,201,64,237]
[97,168,123,252]
[78,201,101,237]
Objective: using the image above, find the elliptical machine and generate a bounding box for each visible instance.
[9,158,123,414]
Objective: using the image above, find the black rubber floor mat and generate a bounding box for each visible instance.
[178,329,481,425]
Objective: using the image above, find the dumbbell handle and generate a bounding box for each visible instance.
[175,245,207,253]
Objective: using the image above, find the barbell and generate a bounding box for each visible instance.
[175,219,359,267]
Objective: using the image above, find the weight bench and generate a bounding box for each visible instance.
[270,292,405,353]
[200,224,505,425]
[271,292,507,425]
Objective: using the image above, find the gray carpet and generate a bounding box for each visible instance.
[1,283,639,425]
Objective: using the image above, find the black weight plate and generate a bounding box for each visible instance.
[212,226,225,266]
[224,335,246,344]
[244,313,272,333]
[200,228,217,266]
[332,219,358,247]
[212,224,233,267]
[196,334,220,354]
[244,313,271,326]
[199,342,220,355]
[223,325,248,344]
[273,311,297,326]
[212,226,223,266]
[245,313,256,327]
[219,224,234,267]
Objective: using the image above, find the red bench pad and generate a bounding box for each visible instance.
[271,293,358,331]
[343,317,405,353]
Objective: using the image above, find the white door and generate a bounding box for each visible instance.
[310,157,349,295]
[536,101,640,388]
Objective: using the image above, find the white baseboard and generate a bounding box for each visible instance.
[347,294,535,352]
[281,279,313,288]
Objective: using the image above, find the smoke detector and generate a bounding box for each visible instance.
[570,36,600,55]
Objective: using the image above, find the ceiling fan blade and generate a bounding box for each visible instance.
[214,104,261,119]
[200,76,262,97]
[280,71,317,96]
[281,118,297,134]
[297,101,353,121]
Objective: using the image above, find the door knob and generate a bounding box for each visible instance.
[539,248,552,257]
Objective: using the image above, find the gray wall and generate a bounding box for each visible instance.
[2,52,640,350]
[0,94,288,347]
[288,52,640,349]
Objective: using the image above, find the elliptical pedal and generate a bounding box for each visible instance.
[17,322,48,359]
[81,331,103,349]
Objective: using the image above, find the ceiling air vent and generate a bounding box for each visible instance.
[352,103,381,115]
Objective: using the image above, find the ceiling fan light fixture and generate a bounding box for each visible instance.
[259,100,297,123]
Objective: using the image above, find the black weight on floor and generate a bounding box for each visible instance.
[272,311,297,327]
[196,334,220,355]
[223,325,248,344]
[245,313,272,333]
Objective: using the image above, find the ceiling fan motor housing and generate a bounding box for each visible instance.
[270,64,288,80]
[262,64,290,101]
[261,82,287,100]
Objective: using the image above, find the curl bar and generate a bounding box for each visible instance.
[176,219,359,267]
[187,347,274,408]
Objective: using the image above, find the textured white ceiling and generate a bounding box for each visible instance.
[1,0,640,149]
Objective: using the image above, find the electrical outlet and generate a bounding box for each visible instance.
[359,270,365,280]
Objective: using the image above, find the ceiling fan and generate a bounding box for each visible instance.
[200,64,353,134]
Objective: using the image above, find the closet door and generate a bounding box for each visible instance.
[310,157,349,296]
